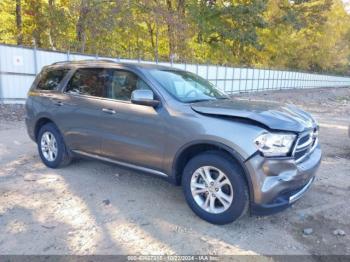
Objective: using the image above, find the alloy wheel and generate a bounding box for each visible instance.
[40,131,58,162]
[190,166,234,214]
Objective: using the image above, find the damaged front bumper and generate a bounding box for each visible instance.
[245,144,322,216]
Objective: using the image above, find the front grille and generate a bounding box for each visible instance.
[298,134,311,145]
[294,148,309,160]
[293,128,318,162]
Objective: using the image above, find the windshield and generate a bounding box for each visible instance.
[148,69,228,103]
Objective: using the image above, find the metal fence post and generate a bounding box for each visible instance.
[231,67,235,93]
[275,70,278,90]
[224,65,227,91]
[245,68,248,92]
[293,71,296,89]
[309,73,312,88]
[251,68,255,92]
[262,69,265,91]
[313,73,316,88]
[256,68,260,92]
[239,67,242,92]
[271,70,275,90]
[292,71,295,89]
[67,50,70,61]
[296,71,299,89]
[206,63,209,80]
[280,70,283,90]
[215,65,219,87]
[33,45,38,74]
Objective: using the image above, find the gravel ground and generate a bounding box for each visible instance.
[0,87,349,255]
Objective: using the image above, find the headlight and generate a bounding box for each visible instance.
[254,132,296,157]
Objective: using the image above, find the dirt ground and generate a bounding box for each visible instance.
[0,87,349,256]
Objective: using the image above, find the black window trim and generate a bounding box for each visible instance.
[35,67,70,92]
[62,66,163,105]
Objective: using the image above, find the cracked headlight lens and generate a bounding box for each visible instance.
[254,132,296,157]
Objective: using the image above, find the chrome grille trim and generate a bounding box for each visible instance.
[295,135,313,150]
[293,128,319,163]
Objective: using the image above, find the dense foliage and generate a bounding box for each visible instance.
[1,0,349,74]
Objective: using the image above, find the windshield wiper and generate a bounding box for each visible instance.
[216,97,230,100]
[187,98,215,103]
[188,97,229,103]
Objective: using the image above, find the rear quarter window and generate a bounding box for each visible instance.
[36,69,69,91]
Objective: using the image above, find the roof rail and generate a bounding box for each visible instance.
[52,59,116,65]
[52,61,69,65]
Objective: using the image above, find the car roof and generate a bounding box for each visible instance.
[46,60,181,71]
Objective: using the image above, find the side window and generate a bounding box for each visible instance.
[107,70,150,101]
[36,69,69,91]
[65,68,108,97]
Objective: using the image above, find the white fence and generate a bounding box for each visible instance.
[1,43,350,103]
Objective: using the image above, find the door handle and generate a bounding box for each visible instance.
[50,98,64,106]
[102,108,116,114]
[55,101,64,106]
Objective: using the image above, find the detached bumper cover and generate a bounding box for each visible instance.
[245,145,321,216]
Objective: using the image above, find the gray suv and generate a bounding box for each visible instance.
[25,60,321,224]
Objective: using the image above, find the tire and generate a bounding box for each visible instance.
[37,122,72,168]
[182,151,249,225]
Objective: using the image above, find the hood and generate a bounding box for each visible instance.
[191,98,316,133]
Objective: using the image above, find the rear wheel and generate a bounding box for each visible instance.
[182,151,248,225]
[37,123,72,168]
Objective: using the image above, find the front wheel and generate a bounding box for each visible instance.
[37,123,72,168]
[182,151,248,225]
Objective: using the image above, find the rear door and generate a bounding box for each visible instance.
[58,67,110,155]
[32,67,70,110]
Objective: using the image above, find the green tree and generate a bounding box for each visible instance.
[0,0,349,74]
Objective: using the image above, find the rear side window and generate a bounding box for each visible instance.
[65,68,150,100]
[36,69,69,91]
[65,68,106,97]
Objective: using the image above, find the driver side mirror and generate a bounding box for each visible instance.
[131,89,160,107]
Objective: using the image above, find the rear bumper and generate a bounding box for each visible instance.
[25,116,36,142]
[245,145,321,216]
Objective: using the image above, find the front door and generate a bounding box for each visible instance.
[98,69,165,172]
